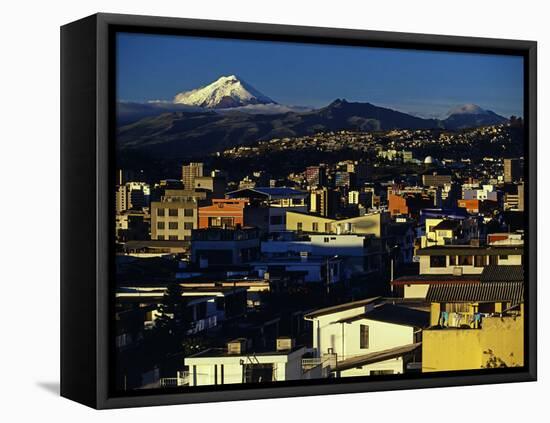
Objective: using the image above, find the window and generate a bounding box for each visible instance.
[157,222,165,229]
[449,255,457,266]
[499,255,509,260]
[168,222,178,230]
[157,235,165,240]
[458,255,473,266]
[221,217,234,227]
[270,215,283,225]
[157,208,165,216]
[184,222,194,230]
[474,255,486,267]
[169,235,178,240]
[168,208,178,217]
[430,255,446,268]
[312,222,319,232]
[370,370,394,376]
[360,324,369,349]
[297,222,303,231]
[490,255,498,265]
[184,208,194,217]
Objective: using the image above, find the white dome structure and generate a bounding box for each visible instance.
[424,156,434,164]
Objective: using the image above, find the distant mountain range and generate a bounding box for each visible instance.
[117,75,509,158]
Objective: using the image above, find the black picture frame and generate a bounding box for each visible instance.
[61,12,537,409]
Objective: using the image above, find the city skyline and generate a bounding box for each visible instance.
[117,32,524,118]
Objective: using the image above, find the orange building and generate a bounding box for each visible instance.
[388,193,409,216]
[457,199,480,214]
[198,199,248,228]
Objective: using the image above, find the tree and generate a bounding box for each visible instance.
[154,283,188,354]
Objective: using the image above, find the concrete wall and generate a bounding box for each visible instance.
[340,357,404,377]
[422,314,524,372]
[419,254,522,275]
[312,309,414,361]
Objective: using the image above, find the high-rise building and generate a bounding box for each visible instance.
[150,189,206,241]
[182,162,204,190]
[334,171,354,188]
[310,188,339,217]
[504,158,520,183]
[422,171,452,187]
[305,166,326,187]
[115,182,150,213]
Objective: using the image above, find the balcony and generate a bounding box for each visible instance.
[159,371,190,388]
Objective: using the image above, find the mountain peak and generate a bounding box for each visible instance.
[444,103,507,130]
[448,103,489,116]
[173,75,276,109]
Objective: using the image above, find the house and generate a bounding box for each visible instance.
[422,274,524,372]
[198,199,248,229]
[393,248,524,300]
[251,255,343,284]
[420,217,480,248]
[286,210,389,238]
[304,298,428,377]
[415,245,523,275]
[191,227,261,266]
[261,232,384,276]
[184,337,311,386]
[226,187,308,233]
[116,284,248,332]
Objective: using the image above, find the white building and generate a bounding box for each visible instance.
[304,298,427,377]
[184,338,312,386]
[416,245,523,275]
[261,233,368,257]
[251,255,343,284]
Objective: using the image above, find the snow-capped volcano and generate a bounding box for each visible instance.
[173,75,276,109]
[444,103,507,130]
[447,103,491,116]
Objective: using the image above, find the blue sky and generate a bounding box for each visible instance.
[117,32,524,118]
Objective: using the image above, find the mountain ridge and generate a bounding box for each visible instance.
[117,98,508,158]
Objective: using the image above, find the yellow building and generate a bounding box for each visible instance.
[422,279,524,372]
[286,210,389,237]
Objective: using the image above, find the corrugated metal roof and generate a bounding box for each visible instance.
[392,274,481,285]
[334,342,421,372]
[304,297,380,319]
[426,281,524,303]
[481,265,524,282]
[337,303,430,328]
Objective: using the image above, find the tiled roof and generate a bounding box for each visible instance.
[426,281,524,303]
[480,265,524,282]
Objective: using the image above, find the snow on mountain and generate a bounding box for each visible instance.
[173,75,276,109]
[447,103,490,116]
